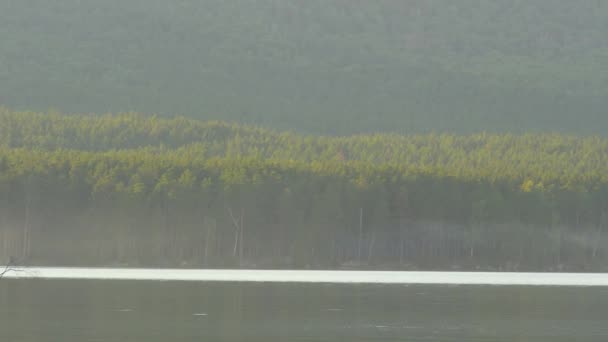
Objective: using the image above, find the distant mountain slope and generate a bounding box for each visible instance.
[1,0,607,134]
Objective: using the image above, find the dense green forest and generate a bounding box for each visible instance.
[1,0,608,135]
[1,109,608,270]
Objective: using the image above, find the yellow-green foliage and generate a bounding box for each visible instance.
[0,108,605,227]
[1,108,607,195]
[1,109,608,268]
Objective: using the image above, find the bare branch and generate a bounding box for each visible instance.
[0,264,13,278]
[0,257,29,279]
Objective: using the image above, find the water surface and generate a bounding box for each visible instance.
[1,279,607,341]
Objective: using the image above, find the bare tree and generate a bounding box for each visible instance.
[357,208,363,263]
[228,207,245,265]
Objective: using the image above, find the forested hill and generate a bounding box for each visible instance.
[1,0,608,135]
[1,110,608,270]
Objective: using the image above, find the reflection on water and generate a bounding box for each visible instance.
[1,280,608,341]
[5,268,608,286]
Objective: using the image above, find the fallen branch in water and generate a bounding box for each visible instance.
[0,258,29,279]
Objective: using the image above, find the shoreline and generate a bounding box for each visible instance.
[3,267,608,286]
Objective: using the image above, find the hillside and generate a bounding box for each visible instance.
[1,1,608,135]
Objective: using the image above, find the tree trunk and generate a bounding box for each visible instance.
[239,209,244,265]
[399,221,405,264]
[358,208,363,262]
[367,230,376,264]
[228,207,242,259]
[22,191,31,260]
[593,212,605,260]
[203,217,212,267]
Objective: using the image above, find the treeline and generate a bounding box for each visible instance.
[2,109,607,193]
[1,110,608,270]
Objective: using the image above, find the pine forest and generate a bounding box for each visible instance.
[1,109,607,271]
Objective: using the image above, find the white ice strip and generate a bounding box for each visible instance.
[2,267,608,286]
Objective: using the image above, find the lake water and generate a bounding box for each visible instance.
[1,270,608,341]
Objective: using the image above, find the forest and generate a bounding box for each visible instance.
[1,109,608,271]
[1,0,608,135]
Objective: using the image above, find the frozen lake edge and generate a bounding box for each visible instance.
[2,267,608,286]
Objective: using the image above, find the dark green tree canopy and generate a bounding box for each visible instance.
[1,0,607,135]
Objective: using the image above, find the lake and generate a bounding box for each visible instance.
[1,271,608,341]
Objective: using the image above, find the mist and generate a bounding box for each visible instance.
[3,2,608,341]
[1,0,608,270]
[1,0,607,135]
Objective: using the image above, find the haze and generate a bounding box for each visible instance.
[1,0,607,135]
